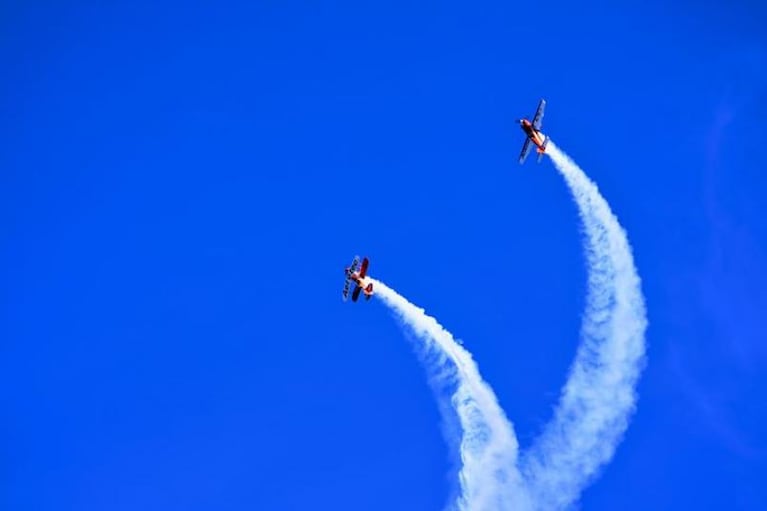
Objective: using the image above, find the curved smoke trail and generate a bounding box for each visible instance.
[519,142,648,509]
[370,142,646,510]
[371,280,532,511]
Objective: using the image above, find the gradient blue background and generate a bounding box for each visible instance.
[2,1,766,509]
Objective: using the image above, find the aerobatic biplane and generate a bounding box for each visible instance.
[342,256,374,302]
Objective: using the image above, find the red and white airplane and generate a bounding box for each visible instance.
[518,99,548,164]
[342,256,374,302]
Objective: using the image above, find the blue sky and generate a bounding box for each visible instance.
[2,1,766,509]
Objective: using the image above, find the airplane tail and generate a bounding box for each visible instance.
[537,136,549,163]
[364,283,374,299]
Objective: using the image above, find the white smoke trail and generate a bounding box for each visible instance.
[369,142,646,509]
[371,279,532,511]
[519,142,648,509]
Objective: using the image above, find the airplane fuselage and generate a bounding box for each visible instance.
[346,270,372,295]
[519,119,546,151]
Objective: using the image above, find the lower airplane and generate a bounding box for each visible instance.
[342,255,374,302]
[518,98,548,164]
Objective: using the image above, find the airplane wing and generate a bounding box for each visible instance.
[342,280,350,300]
[342,256,361,301]
[532,99,546,130]
[352,285,362,302]
[358,257,369,278]
[342,271,354,299]
[519,138,533,164]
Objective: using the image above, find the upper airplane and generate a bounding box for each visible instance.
[342,255,374,302]
[517,99,548,164]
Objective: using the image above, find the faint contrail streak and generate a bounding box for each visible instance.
[520,142,648,510]
[371,279,532,511]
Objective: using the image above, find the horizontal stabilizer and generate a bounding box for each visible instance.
[537,136,549,163]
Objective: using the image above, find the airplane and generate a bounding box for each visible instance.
[518,99,548,164]
[342,255,374,302]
